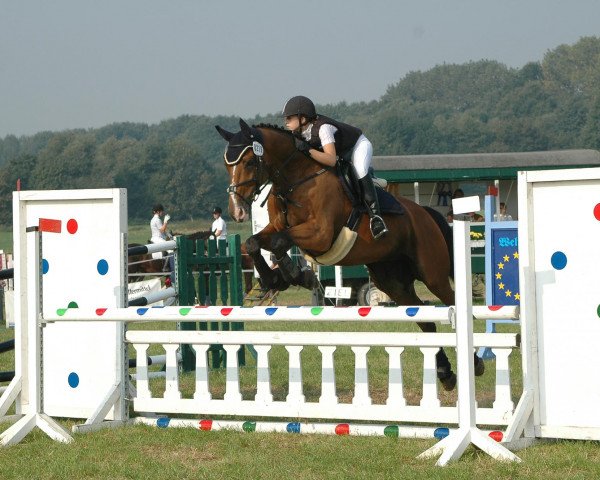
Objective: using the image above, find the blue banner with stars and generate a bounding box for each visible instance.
[491,228,519,305]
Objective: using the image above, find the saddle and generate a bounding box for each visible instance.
[336,159,404,231]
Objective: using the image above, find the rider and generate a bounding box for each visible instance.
[282,95,388,239]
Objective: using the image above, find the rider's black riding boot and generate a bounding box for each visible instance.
[359,176,388,239]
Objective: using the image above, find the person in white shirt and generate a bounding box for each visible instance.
[149,204,174,280]
[494,202,513,222]
[150,204,170,246]
[211,206,227,240]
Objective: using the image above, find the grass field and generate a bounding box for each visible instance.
[2,222,600,477]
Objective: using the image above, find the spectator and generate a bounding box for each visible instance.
[150,203,170,247]
[211,206,228,241]
[149,203,174,281]
[452,188,464,199]
[446,210,454,224]
[494,202,513,221]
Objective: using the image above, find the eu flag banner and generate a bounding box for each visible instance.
[491,228,519,306]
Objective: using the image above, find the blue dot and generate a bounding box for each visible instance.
[551,251,567,270]
[68,372,79,388]
[286,422,301,433]
[157,417,171,428]
[42,259,49,274]
[434,427,450,439]
[97,259,109,275]
[406,307,419,317]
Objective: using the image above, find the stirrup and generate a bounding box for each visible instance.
[369,215,388,239]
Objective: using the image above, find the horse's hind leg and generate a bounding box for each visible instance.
[368,260,458,391]
[416,252,485,381]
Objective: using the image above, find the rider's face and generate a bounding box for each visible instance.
[284,115,301,131]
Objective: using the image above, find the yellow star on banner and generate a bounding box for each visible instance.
[505,289,512,297]
[498,282,505,290]
[503,255,510,262]
[513,251,519,259]
[498,262,504,269]
[495,272,502,279]
[514,293,520,300]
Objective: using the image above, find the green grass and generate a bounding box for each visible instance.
[2,290,600,477]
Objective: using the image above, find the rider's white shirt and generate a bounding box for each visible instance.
[302,123,372,179]
[301,123,337,145]
[150,214,166,243]
[211,217,227,240]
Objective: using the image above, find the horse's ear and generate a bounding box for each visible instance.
[215,125,234,141]
[239,118,253,139]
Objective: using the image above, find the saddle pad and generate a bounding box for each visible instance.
[304,226,358,266]
[377,188,404,215]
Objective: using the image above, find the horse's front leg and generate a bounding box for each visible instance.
[265,230,316,290]
[245,224,291,291]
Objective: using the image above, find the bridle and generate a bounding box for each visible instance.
[224,132,329,214]
[224,141,270,209]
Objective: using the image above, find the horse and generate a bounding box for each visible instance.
[215,119,485,391]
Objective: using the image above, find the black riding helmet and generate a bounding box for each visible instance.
[282,95,316,119]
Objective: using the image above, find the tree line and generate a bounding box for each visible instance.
[1,36,599,225]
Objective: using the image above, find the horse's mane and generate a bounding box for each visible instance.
[253,123,295,138]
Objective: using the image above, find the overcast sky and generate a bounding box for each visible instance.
[1,0,599,138]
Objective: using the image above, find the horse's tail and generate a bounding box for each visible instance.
[423,206,454,279]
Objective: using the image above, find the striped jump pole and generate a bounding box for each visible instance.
[44,304,518,325]
[127,241,176,257]
[128,287,176,307]
[134,416,505,442]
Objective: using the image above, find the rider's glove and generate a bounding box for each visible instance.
[295,138,312,155]
[164,214,171,223]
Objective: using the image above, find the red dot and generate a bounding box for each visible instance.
[335,423,350,435]
[67,219,78,234]
[199,419,213,431]
[594,203,600,221]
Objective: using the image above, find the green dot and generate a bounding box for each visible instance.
[179,308,191,316]
[384,425,399,438]
[68,301,78,308]
[56,308,68,316]
[310,307,323,316]
[242,421,256,432]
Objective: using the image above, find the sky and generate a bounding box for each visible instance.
[1,0,600,138]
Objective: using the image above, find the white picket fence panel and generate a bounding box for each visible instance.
[127,329,518,426]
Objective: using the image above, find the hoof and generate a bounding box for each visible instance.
[437,367,457,391]
[266,270,290,292]
[440,373,457,391]
[474,355,485,376]
[301,268,318,289]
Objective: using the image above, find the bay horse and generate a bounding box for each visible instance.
[215,119,484,391]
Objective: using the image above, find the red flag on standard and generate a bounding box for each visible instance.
[39,218,62,233]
